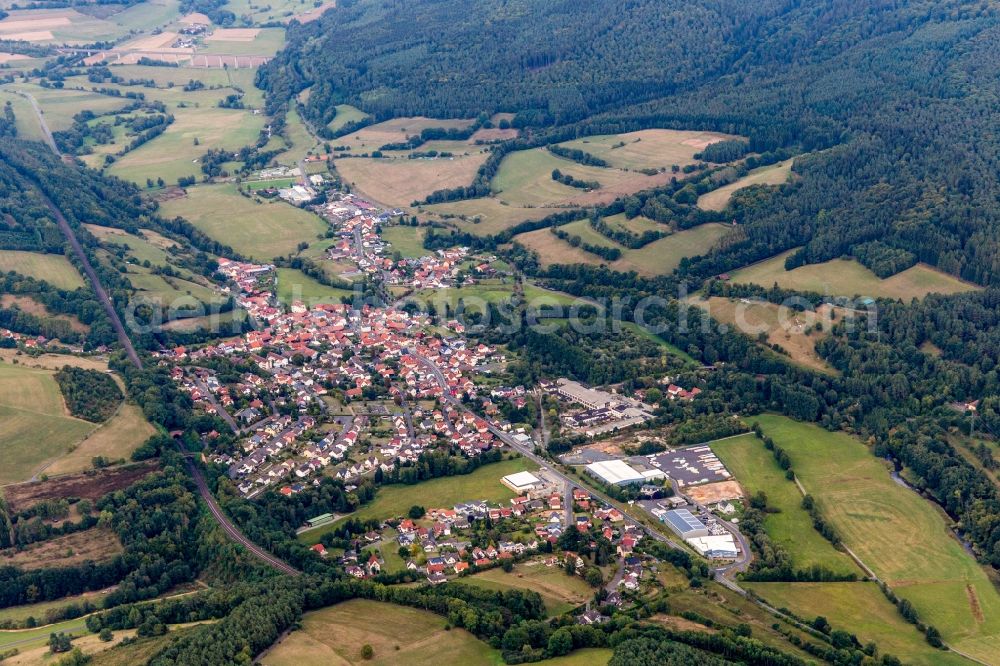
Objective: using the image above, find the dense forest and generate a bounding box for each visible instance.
[263,0,1000,288]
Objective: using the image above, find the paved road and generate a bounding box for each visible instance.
[190,370,239,433]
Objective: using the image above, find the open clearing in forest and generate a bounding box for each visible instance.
[690,297,839,373]
[159,183,327,260]
[729,249,979,299]
[712,433,857,574]
[0,251,83,289]
[745,582,974,666]
[515,222,727,276]
[460,559,594,615]
[0,295,89,333]
[335,153,489,207]
[555,129,739,171]
[491,147,671,208]
[2,462,158,512]
[299,457,536,544]
[327,104,369,133]
[0,527,122,571]
[753,414,1000,662]
[697,159,795,211]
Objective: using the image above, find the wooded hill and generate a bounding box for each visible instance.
[262,0,1000,287]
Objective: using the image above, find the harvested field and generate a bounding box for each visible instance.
[0,52,28,63]
[2,462,158,512]
[205,28,260,41]
[0,527,122,571]
[119,32,177,50]
[729,249,979,299]
[690,296,838,373]
[471,127,518,142]
[697,159,795,211]
[0,30,51,40]
[335,153,488,207]
[179,12,211,24]
[45,402,157,476]
[684,480,743,504]
[0,349,109,373]
[555,129,739,171]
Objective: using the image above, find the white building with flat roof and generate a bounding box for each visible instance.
[585,460,646,486]
[502,471,543,493]
[687,534,738,560]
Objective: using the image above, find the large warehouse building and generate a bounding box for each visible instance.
[585,460,646,486]
[661,508,710,539]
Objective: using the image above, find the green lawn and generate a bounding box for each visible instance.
[0,250,84,289]
[159,183,327,260]
[275,268,354,306]
[381,225,427,259]
[300,457,536,544]
[328,104,369,133]
[745,582,973,666]
[753,414,1000,662]
[730,249,978,299]
[712,433,858,575]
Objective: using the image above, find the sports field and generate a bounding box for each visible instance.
[275,268,354,306]
[460,559,594,615]
[0,250,84,289]
[515,222,727,276]
[555,129,739,171]
[491,147,670,208]
[729,250,979,299]
[745,582,973,666]
[697,159,795,211]
[335,153,488,207]
[300,457,535,544]
[159,184,327,259]
[107,105,266,186]
[712,433,856,574]
[754,414,1000,662]
[692,297,837,374]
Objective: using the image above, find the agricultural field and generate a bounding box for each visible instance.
[0,0,180,44]
[7,84,131,131]
[334,116,475,153]
[406,280,517,314]
[328,104,369,133]
[745,583,973,666]
[158,183,327,259]
[554,129,739,171]
[0,250,83,289]
[275,268,354,306]
[85,224,175,267]
[335,153,489,207]
[0,527,121,571]
[690,297,838,373]
[261,599,500,666]
[199,27,286,56]
[515,222,728,276]
[381,225,427,258]
[224,0,332,25]
[106,105,266,186]
[301,457,536,544]
[712,433,857,574]
[460,559,594,615]
[0,89,44,141]
[491,147,670,208]
[753,414,1000,662]
[419,197,557,236]
[729,250,979,299]
[127,269,219,306]
[697,159,795,211]
[45,402,157,476]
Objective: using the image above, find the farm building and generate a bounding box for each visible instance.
[501,471,543,493]
[585,460,646,486]
[660,508,710,539]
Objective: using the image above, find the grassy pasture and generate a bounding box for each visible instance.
[0,250,84,289]
[0,295,88,333]
[45,402,156,476]
[85,224,173,267]
[107,105,265,185]
[159,183,327,259]
[261,599,500,666]
[491,147,670,208]
[301,457,534,544]
[420,197,559,236]
[275,268,354,306]
[601,213,663,235]
[460,560,594,615]
[335,153,489,207]
[9,84,130,131]
[0,1,180,44]
[753,414,1000,661]
[273,106,320,163]
[222,0,315,24]
[712,433,857,574]
[381,225,427,258]
[198,27,286,55]
[556,129,738,171]
[328,104,370,133]
[0,89,44,141]
[697,159,794,211]
[729,250,979,299]
[515,222,727,276]
[691,297,837,374]
[334,116,474,153]
[745,583,973,666]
